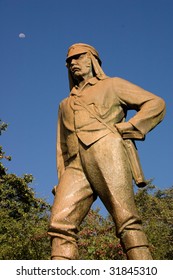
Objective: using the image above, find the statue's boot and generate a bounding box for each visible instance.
[126,246,152,260]
[121,230,153,260]
[51,256,69,260]
[50,237,79,260]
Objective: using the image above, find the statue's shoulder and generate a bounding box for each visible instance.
[101,76,125,82]
[58,97,68,109]
[60,97,68,104]
[111,76,126,82]
[101,76,126,85]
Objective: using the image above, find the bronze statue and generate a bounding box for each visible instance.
[48,43,166,260]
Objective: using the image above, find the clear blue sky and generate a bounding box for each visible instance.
[0,0,173,215]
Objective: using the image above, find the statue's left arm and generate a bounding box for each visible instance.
[114,77,166,140]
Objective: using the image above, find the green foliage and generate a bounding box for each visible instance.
[0,171,51,259]
[135,183,173,260]
[78,209,126,260]
[0,122,51,259]
[0,119,8,135]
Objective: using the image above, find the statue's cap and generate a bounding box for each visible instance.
[66,43,101,65]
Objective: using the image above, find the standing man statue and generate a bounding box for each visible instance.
[48,43,166,260]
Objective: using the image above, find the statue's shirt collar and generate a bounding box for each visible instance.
[70,77,99,96]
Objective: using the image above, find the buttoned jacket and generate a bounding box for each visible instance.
[57,77,166,179]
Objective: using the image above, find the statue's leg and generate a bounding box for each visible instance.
[79,133,152,260]
[48,155,94,260]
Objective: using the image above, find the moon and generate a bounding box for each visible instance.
[19,33,26,39]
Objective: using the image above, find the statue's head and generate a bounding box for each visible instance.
[66,43,107,90]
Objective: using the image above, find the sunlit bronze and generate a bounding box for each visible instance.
[48,43,166,260]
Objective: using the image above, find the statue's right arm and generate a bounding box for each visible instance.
[56,105,68,181]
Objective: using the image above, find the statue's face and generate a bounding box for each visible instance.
[68,53,93,80]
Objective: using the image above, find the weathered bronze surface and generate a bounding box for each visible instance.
[48,43,166,260]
